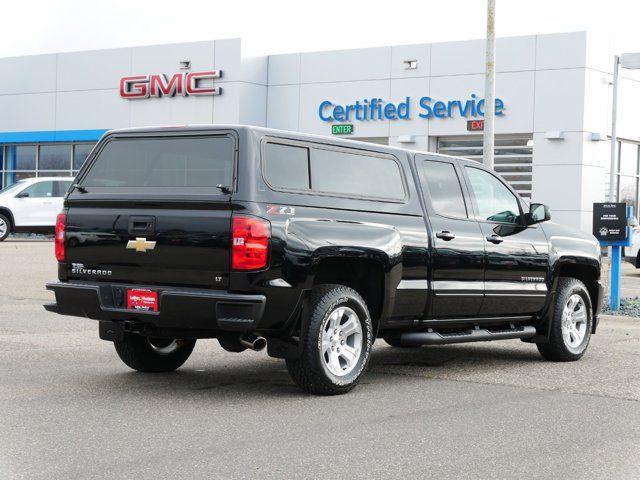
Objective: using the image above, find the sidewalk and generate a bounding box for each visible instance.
[601,258,640,299]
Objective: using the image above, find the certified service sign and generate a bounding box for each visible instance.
[120,70,222,99]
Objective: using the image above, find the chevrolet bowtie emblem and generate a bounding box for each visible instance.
[126,238,156,252]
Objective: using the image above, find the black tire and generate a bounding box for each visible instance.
[537,277,593,362]
[114,334,196,372]
[0,213,10,242]
[286,284,373,395]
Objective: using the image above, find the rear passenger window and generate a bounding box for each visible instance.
[311,148,404,200]
[264,143,310,190]
[422,160,467,218]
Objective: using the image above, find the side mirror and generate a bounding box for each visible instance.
[15,191,29,198]
[528,203,551,224]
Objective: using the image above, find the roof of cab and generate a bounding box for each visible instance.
[102,124,477,165]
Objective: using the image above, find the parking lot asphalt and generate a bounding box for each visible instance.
[0,241,639,480]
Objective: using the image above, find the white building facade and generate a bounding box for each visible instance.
[0,32,638,234]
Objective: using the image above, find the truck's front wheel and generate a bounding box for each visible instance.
[114,334,196,372]
[286,285,373,395]
[537,277,592,362]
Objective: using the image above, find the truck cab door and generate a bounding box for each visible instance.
[462,165,549,316]
[416,156,485,319]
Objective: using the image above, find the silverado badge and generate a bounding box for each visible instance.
[126,238,156,253]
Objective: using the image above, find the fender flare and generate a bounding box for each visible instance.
[537,258,600,340]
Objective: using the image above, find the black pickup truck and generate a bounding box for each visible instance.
[46,125,603,395]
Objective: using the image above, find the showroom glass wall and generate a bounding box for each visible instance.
[0,142,96,188]
[606,140,640,211]
[616,141,639,212]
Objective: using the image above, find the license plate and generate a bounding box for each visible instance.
[126,289,158,312]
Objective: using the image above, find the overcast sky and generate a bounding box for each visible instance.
[2,0,639,58]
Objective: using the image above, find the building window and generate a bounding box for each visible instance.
[437,136,533,199]
[0,142,96,188]
[2,145,37,188]
[5,145,37,170]
[73,144,94,170]
[39,144,72,171]
[607,141,640,210]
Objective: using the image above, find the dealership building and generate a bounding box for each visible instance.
[0,31,639,233]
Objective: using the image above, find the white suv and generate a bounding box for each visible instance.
[626,227,640,268]
[0,177,74,241]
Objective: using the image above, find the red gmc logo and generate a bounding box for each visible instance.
[120,70,222,99]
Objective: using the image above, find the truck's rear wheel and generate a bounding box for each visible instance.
[114,333,196,372]
[286,285,373,395]
[537,277,592,362]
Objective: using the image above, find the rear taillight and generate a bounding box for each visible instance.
[231,215,270,270]
[55,212,66,262]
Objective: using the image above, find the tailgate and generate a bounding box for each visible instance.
[65,203,231,288]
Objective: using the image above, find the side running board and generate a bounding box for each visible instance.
[398,325,536,346]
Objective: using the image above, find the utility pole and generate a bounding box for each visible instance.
[609,55,620,202]
[483,0,496,169]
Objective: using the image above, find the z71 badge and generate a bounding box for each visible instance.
[267,205,295,215]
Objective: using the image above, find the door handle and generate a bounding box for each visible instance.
[486,234,504,244]
[128,216,156,236]
[436,231,456,241]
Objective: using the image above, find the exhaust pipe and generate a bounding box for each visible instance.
[239,333,267,352]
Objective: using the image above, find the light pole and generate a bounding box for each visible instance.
[482,0,496,169]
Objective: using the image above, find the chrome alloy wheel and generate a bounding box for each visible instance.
[0,218,7,237]
[147,338,180,355]
[561,294,588,349]
[321,306,363,377]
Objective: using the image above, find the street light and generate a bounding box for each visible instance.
[609,53,640,202]
[483,0,496,169]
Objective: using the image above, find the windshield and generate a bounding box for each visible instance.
[0,180,28,196]
[80,135,235,194]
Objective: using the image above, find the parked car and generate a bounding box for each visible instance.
[625,227,640,268]
[0,177,75,241]
[45,126,603,395]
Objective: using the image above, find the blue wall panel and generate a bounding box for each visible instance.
[0,129,108,143]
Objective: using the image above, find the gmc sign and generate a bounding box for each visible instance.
[120,70,222,99]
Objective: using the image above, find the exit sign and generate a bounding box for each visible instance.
[467,119,484,131]
[332,124,353,135]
